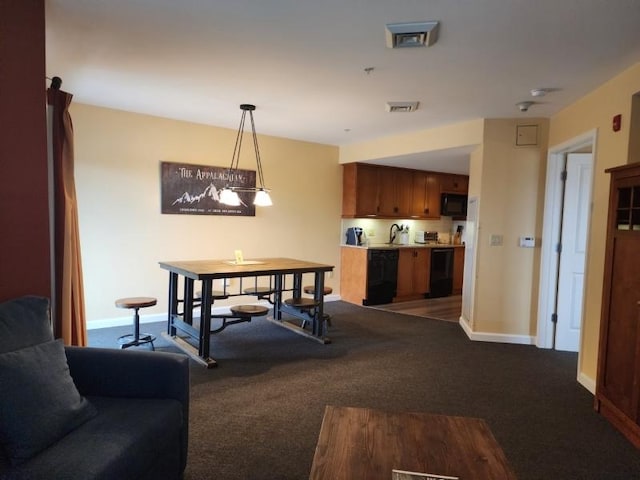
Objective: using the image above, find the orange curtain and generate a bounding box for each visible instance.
[47,86,87,346]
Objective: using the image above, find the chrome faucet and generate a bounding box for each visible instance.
[389,223,401,244]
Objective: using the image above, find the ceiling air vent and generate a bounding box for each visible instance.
[386,101,419,113]
[385,21,440,48]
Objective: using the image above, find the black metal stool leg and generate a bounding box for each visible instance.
[118,305,156,350]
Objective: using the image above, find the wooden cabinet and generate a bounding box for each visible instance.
[343,163,468,219]
[452,247,465,294]
[440,174,469,193]
[342,163,379,217]
[378,168,413,217]
[596,162,640,449]
[395,248,430,301]
[340,247,368,305]
[411,171,441,218]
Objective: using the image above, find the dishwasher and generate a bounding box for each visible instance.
[428,248,454,298]
[364,249,399,305]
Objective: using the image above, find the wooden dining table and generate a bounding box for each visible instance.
[159,257,334,367]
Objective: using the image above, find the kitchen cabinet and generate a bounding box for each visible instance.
[395,248,430,301]
[342,163,379,217]
[452,247,465,294]
[596,162,640,449]
[340,247,368,305]
[411,171,441,218]
[440,174,469,193]
[378,168,413,217]
[343,164,467,219]
[340,246,399,305]
[342,163,413,218]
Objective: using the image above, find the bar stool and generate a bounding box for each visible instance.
[302,285,333,328]
[243,286,274,302]
[209,304,270,334]
[303,285,333,296]
[230,304,269,318]
[115,297,157,350]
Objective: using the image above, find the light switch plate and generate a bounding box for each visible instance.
[490,234,503,246]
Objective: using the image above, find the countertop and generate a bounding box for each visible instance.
[342,243,465,250]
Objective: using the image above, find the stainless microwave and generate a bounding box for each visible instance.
[441,193,468,217]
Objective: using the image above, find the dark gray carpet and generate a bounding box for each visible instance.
[89,301,640,479]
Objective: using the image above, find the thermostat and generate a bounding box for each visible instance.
[519,236,536,248]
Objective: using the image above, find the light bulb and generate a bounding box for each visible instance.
[253,189,273,206]
[220,188,241,206]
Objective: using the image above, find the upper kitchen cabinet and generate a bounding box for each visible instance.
[440,174,469,193]
[411,171,441,219]
[378,168,413,217]
[342,163,379,217]
[342,163,469,219]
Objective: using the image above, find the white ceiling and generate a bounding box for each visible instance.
[45,0,640,174]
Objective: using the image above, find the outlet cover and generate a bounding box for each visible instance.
[490,234,503,246]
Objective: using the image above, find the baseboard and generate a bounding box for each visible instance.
[87,295,342,330]
[458,317,535,345]
[578,372,596,394]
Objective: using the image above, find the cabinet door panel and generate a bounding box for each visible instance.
[411,172,441,218]
[414,249,430,294]
[396,249,414,298]
[356,165,379,216]
[441,174,469,193]
[411,172,428,216]
[600,235,640,419]
[425,174,441,219]
[395,170,413,216]
[453,248,465,294]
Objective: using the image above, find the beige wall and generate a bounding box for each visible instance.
[473,119,549,336]
[339,119,484,164]
[340,116,549,339]
[549,62,640,381]
[71,104,342,324]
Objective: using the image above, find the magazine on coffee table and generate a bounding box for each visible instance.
[392,469,459,480]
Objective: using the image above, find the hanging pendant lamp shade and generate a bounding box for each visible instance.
[219,104,273,207]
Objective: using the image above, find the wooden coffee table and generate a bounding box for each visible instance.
[309,406,517,480]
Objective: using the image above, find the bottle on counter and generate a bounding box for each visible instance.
[453,225,463,245]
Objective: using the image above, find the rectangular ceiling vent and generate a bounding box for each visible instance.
[386,101,419,113]
[385,21,440,48]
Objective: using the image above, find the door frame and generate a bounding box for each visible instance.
[537,130,597,375]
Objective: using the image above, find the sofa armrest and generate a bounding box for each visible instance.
[64,346,190,474]
[65,346,189,402]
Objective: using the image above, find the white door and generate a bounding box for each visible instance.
[555,153,593,351]
[461,197,478,326]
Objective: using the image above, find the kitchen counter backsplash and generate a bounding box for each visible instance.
[342,243,465,249]
[341,217,466,247]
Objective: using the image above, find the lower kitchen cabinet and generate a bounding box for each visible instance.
[340,247,368,305]
[453,247,465,294]
[395,249,430,301]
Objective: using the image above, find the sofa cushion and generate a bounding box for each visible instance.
[0,296,53,354]
[2,396,184,480]
[0,339,96,465]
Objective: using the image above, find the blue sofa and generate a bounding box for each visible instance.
[0,296,190,480]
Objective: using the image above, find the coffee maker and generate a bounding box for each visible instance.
[346,227,366,246]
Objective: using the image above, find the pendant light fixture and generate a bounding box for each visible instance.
[219,104,272,207]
